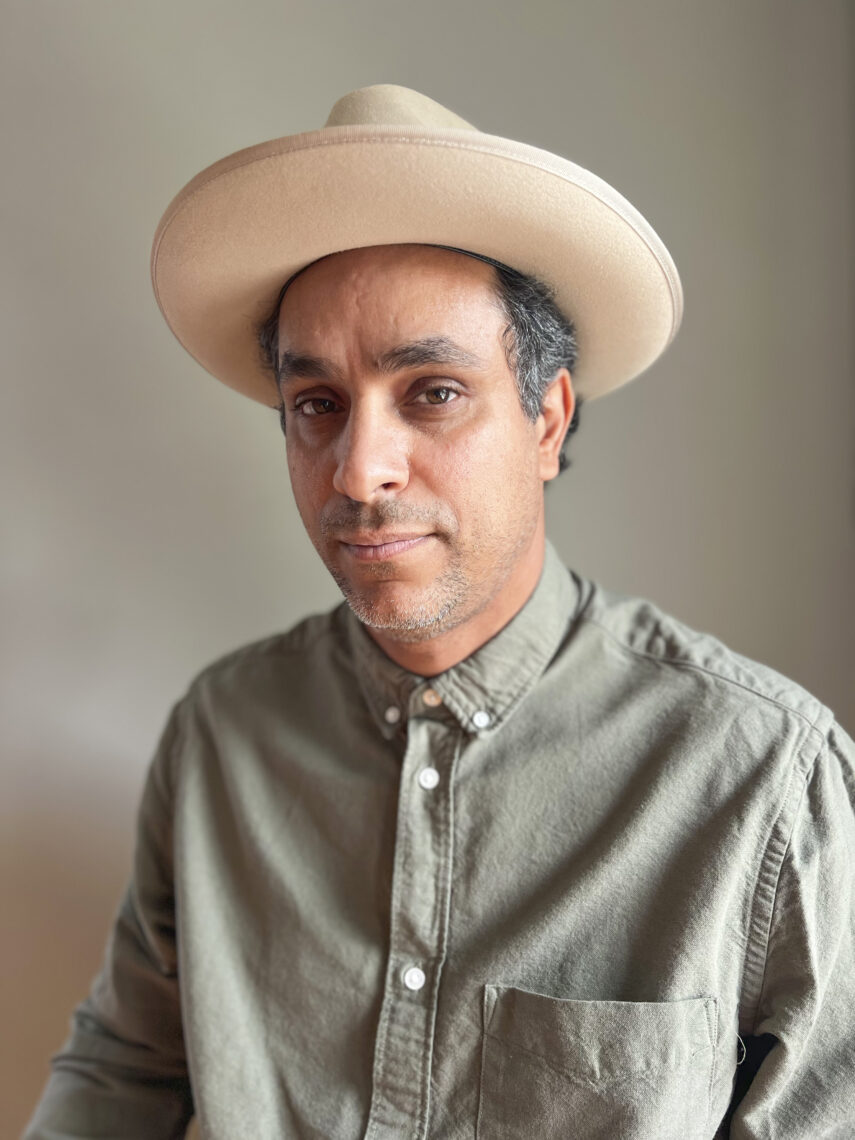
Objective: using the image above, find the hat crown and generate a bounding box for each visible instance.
[324,84,477,131]
[153,83,683,407]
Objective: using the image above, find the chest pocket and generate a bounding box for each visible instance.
[476,985,718,1140]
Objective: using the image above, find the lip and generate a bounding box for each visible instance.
[339,534,433,561]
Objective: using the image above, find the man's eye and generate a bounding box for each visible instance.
[419,386,457,406]
[296,398,338,416]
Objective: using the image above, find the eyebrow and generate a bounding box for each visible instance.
[277,336,487,385]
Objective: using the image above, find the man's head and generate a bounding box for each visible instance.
[257,243,577,664]
[150,83,682,668]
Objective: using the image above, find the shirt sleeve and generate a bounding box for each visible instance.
[23,701,195,1139]
[729,717,855,1138]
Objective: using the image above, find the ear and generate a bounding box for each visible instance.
[536,368,576,481]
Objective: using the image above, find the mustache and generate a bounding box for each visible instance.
[320,500,454,537]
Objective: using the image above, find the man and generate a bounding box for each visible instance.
[26,85,855,1139]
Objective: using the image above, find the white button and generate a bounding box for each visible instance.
[403,965,426,991]
[384,706,401,725]
[422,688,442,708]
[418,767,440,790]
[472,710,491,730]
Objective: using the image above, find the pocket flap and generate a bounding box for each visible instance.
[483,986,718,1083]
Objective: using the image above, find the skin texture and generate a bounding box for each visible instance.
[276,243,575,676]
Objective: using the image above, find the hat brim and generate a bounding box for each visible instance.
[151,124,683,405]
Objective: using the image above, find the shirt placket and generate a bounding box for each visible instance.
[364,685,461,1140]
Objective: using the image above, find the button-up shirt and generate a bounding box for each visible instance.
[25,542,855,1139]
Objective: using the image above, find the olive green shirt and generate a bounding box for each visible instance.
[25,542,855,1138]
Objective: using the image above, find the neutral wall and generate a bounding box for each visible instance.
[2,1,852,1133]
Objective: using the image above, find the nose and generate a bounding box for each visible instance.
[332,401,410,502]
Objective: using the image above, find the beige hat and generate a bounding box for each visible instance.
[151,84,683,405]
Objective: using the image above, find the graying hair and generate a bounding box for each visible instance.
[257,251,582,472]
[489,261,580,472]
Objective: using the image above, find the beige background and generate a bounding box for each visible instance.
[2,0,853,1134]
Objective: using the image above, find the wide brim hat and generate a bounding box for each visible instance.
[151,84,683,406]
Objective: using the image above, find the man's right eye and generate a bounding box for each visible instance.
[296,398,338,416]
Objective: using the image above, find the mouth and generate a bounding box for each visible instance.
[338,534,434,562]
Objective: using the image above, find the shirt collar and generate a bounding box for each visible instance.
[344,540,581,740]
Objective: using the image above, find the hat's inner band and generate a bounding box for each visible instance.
[276,244,522,307]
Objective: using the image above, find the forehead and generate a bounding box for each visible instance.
[275,244,505,354]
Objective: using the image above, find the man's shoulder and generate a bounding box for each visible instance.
[185,602,351,699]
[573,573,834,739]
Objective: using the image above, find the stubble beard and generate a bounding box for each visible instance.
[316,499,490,644]
[319,511,539,647]
[327,549,474,644]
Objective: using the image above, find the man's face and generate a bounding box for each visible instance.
[276,244,561,652]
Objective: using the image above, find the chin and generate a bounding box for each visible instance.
[343,581,467,641]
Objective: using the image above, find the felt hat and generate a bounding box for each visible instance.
[151,84,683,405]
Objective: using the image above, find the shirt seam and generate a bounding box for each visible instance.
[418,730,461,1139]
[704,997,719,1132]
[583,615,827,741]
[365,717,424,1137]
[742,728,826,1035]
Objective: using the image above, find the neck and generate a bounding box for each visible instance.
[365,525,547,677]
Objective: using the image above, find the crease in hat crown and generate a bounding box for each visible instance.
[324,84,478,130]
[151,83,683,408]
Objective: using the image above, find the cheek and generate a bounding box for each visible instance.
[286,446,324,527]
[419,418,535,526]
[285,446,302,500]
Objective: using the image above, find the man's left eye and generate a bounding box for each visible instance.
[419,386,457,405]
